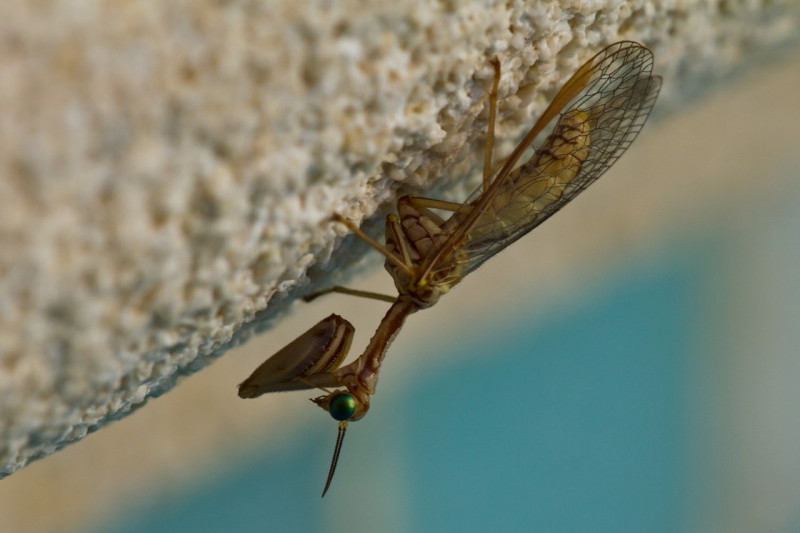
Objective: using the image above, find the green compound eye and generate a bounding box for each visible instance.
[328,393,357,421]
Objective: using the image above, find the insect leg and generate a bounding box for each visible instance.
[303,286,396,303]
[331,214,413,276]
[482,57,501,193]
[403,196,470,214]
[387,214,415,270]
[399,196,472,227]
[238,314,355,398]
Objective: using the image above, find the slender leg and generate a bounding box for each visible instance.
[331,214,413,276]
[483,57,501,193]
[401,196,472,226]
[386,215,414,270]
[303,286,397,303]
[403,196,470,213]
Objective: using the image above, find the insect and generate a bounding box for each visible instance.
[239,41,661,496]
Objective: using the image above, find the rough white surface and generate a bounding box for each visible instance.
[0,0,798,477]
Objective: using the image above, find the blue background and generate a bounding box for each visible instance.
[100,242,712,533]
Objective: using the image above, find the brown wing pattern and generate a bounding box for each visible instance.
[433,42,661,282]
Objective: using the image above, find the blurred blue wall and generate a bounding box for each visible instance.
[99,239,716,533]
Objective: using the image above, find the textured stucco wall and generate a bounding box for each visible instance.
[1,0,799,477]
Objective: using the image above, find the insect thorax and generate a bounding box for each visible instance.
[383,198,463,308]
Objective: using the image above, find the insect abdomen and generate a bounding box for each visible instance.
[485,110,590,237]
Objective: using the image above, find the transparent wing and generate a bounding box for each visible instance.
[433,42,661,282]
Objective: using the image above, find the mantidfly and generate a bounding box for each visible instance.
[239,41,661,496]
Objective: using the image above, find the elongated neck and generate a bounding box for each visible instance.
[356,297,416,394]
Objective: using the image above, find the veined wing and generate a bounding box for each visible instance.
[430,42,662,282]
